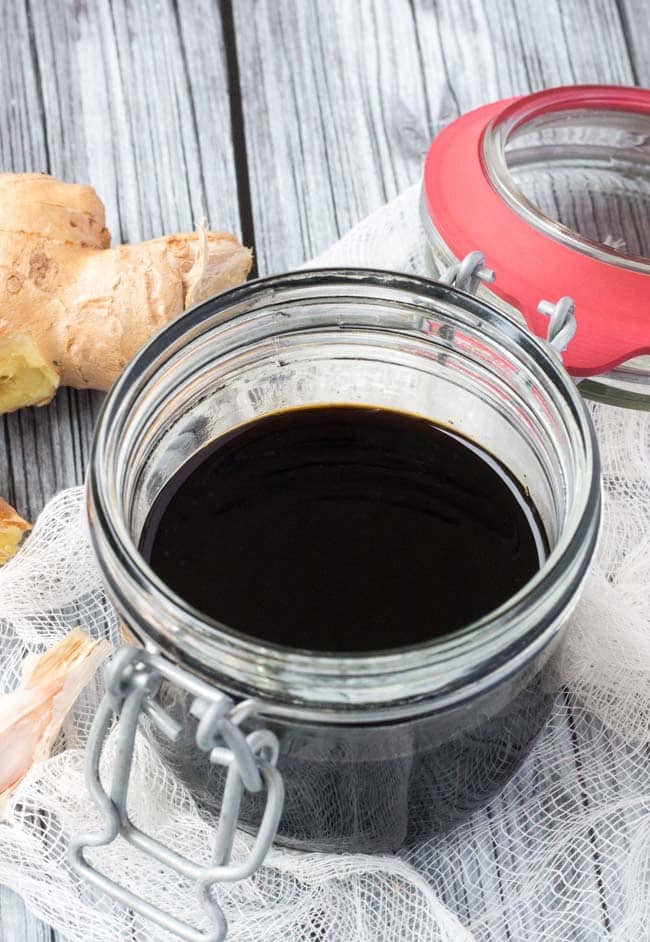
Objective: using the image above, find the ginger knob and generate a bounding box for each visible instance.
[0,497,31,564]
[0,173,252,413]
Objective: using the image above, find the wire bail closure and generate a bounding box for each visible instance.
[69,646,284,942]
[439,250,495,293]
[439,251,577,360]
[537,296,578,355]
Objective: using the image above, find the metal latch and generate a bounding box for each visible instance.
[439,250,495,294]
[439,251,577,359]
[69,646,284,942]
[537,296,577,355]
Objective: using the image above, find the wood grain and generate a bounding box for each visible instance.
[0,0,241,519]
[0,0,240,938]
[617,0,650,85]
[0,887,52,942]
[233,0,638,277]
[233,0,438,274]
[1,0,647,938]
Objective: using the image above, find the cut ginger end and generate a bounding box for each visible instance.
[0,334,59,413]
[0,497,31,565]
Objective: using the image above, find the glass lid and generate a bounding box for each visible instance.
[422,85,650,409]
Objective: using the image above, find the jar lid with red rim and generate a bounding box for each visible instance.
[422,85,650,409]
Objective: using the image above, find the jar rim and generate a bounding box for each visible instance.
[422,84,650,404]
[483,85,650,274]
[88,269,601,720]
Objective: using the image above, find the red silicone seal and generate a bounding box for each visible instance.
[423,85,650,376]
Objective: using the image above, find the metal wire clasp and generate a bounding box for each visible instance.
[438,251,577,360]
[537,296,577,355]
[439,250,495,294]
[69,646,284,942]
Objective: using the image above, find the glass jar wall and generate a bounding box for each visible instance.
[88,271,600,852]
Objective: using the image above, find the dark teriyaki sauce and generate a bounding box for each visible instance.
[140,405,545,651]
[142,404,553,852]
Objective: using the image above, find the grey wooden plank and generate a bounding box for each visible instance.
[233,0,437,275]
[0,0,242,517]
[0,0,99,521]
[78,0,241,243]
[0,1,241,938]
[234,0,637,279]
[476,0,634,93]
[618,0,650,84]
[0,886,52,942]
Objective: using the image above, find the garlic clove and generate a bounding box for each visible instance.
[0,628,113,813]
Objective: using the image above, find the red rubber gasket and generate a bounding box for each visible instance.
[423,85,650,376]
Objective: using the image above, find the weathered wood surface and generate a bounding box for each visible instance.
[234,0,637,274]
[0,0,646,939]
[0,0,241,518]
[0,887,52,942]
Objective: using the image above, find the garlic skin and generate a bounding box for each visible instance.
[0,628,112,814]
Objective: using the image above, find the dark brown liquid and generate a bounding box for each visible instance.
[140,406,544,652]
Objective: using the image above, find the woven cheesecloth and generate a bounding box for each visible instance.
[1,184,650,942]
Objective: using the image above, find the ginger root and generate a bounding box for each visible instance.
[0,628,112,813]
[0,497,31,564]
[0,173,252,413]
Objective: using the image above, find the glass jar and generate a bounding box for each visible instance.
[421,85,650,409]
[72,270,600,938]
